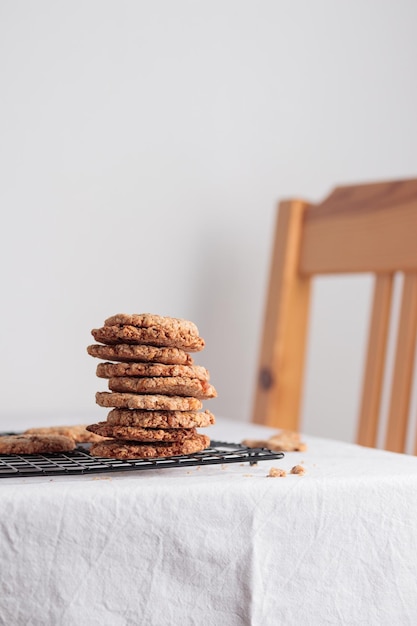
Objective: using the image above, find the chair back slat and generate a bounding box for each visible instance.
[357,274,393,447]
[385,273,417,453]
[300,180,417,274]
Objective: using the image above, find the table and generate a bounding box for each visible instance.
[1,418,417,626]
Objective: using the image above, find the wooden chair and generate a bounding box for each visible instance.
[252,178,417,453]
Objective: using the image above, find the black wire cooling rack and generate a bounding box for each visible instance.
[0,439,284,478]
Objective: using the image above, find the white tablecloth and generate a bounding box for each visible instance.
[1,418,417,626]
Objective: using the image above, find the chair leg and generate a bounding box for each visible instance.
[253,199,311,430]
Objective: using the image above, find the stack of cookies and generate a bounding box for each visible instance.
[86,313,217,459]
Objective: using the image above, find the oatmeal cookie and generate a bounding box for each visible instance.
[0,434,75,455]
[86,421,196,442]
[87,344,193,365]
[24,424,106,443]
[90,433,210,459]
[96,391,203,411]
[104,313,199,336]
[106,408,215,429]
[96,361,209,380]
[108,376,217,399]
[91,325,205,352]
[242,430,306,452]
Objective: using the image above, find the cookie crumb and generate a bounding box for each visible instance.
[267,467,287,478]
[290,464,306,476]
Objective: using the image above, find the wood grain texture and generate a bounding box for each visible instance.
[300,179,417,274]
[385,273,417,453]
[357,274,393,448]
[253,199,311,429]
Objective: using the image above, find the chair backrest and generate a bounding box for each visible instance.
[252,178,417,453]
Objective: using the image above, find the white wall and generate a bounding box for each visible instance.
[1,1,417,440]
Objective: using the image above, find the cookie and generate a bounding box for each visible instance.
[104,313,199,336]
[242,430,307,452]
[108,376,217,399]
[96,362,209,381]
[24,424,106,444]
[106,408,215,429]
[90,433,210,459]
[96,391,203,411]
[86,421,196,442]
[87,344,193,365]
[91,325,205,352]
[0,434,75,455]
